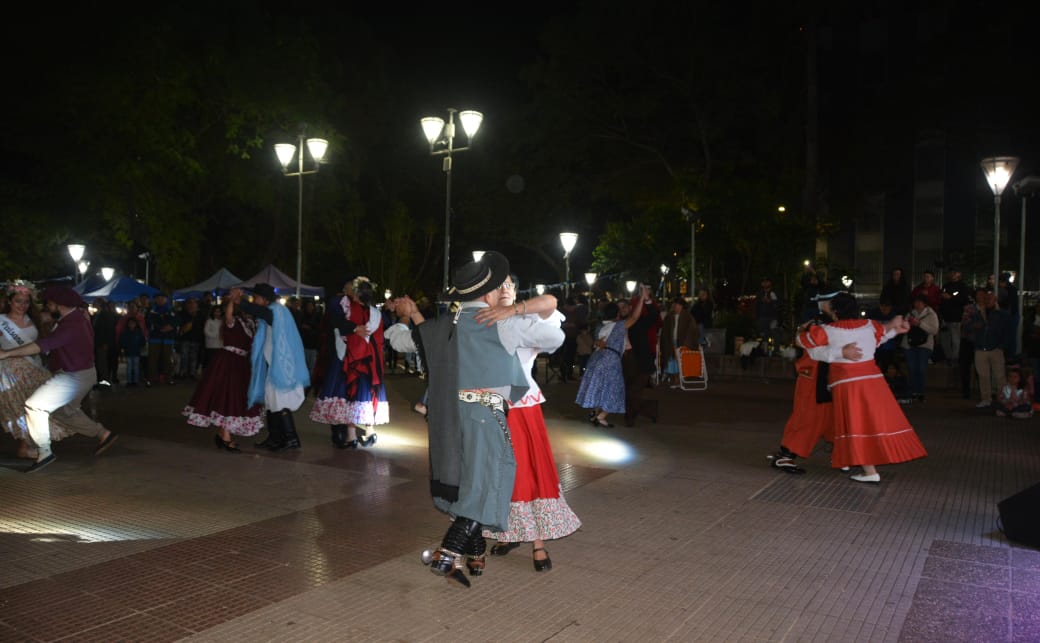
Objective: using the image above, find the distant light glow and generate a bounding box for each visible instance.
[626,280,637,293]
[585,272,597,287]
[536,284,546,295]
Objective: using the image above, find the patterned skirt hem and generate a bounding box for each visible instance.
[481,491,582,541]
[183,406,265,436]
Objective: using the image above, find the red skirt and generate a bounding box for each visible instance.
[780,355,834,458]
[482,405,581,542]
[829,362,927,468]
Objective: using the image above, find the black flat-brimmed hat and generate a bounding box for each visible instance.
[252,283,277,300]
[449,251,510,301]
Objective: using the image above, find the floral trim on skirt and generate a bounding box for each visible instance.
[0,357,73,442]
[182,406,265,436]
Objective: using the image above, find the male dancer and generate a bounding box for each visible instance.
[767,289,856,473]
[0,286,118,472]
[229,283,309,450]
[386,252,563,587]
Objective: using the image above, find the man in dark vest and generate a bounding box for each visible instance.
[387,252,563,587]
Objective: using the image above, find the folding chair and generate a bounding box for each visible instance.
[677,346,708,391]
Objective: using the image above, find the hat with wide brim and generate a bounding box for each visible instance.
[42,286,85,308]
[252,283,277,301]
[448,251,510,301]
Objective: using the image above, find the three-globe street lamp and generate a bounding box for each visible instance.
[980,156,1019,293]
[559,232,578,299]
[275,126,329,299]
[421,108,484,295]
[67,244,85,284]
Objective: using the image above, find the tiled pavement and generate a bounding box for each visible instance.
[1,365,1038,642]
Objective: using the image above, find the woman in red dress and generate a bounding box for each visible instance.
[472,276,581,573]
[183,301,264,451]
[797,293,927,483]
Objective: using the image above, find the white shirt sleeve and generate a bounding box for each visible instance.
[496,309,566,356]
[385,322,417,353]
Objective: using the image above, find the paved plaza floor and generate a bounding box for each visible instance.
[1,365,1039,642]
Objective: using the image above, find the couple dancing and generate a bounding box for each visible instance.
[0,283,118,472]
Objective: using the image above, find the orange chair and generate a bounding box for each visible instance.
[677,346,708,391]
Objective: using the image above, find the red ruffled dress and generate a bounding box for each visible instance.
[183,316,264,435]
[801,320,927,468]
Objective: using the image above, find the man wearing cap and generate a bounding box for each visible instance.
[229,283,309,450]
[0,286,118,472]
[768,289,857,473]
[386,251,563,588]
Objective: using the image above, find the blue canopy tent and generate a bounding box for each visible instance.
[83,276,160,303]
[234,264,324,298]
[172,268,243,301]
[73,274,108,295]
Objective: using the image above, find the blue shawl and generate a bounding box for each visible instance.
[248,303,310,407]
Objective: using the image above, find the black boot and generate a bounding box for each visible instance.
[277,410,301,450]
[422,517,482,588]
[330,425,357,449]
[465,529,487,576]
[255,411,282,449]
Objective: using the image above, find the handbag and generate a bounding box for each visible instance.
[907,325,928,347]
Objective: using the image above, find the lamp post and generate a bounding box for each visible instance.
[626,280,637,295]
[980,156,1019,293]
[275,126,329,299]
[67,244,85,284]
[137,251,151,286]
[559,232,578,299]
[1012,175,1040,354]
[77,261,90,282]
[101,267,115,282]
[659,264,670,299]
[421,108,484,294]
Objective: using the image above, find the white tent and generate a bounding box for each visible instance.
[172,268,243,300]
[234,264,325,298]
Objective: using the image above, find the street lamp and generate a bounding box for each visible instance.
[472,250,485,262]
[1012,175,1040,353]
[67,244,85,284]
[981,156,1019,292]
[421,108,484,294]
[841,275,853,289]
[137,251,151,285]
[535,284,546,295]
[275,125,329,298]
[626,280,637,295]
[77,261,90,281]
[101,267,115,282]
[559,232,578,298]
[659,264,670,299]
[584,272,597,290]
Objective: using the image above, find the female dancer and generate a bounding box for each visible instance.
[310,277,387,448]
[471,277,581,573]
[182,300,264,451]
[798,292,927,483]
[575,287,647,427]
[0,281,71,459]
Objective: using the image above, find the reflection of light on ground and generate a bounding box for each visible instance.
[371,429,427,450]
[0,519,169,543]
[561,431,636,465]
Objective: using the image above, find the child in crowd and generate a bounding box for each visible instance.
[119,317,146,387]
[995,367,1033,419]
